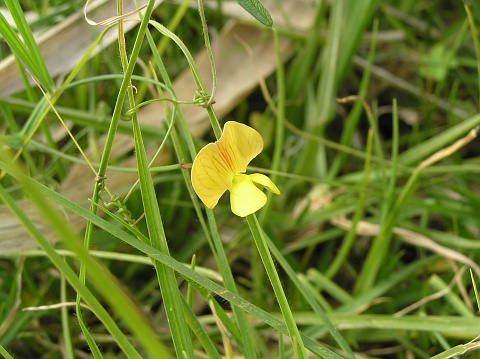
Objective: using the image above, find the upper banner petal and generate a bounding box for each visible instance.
[217,122,263,174]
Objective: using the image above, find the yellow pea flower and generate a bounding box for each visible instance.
[191,121,280,217]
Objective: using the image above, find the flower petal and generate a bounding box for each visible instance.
[191,142,234,208]
[249,173,281,194]
[217,121,264,174]
[230,174,267,217]
[191,121,264,209]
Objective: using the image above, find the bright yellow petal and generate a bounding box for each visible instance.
[191,121,264,209]
[191,143,234,208]
[217,121,263,174]
[249,173,281,195]
[230,174,267,217]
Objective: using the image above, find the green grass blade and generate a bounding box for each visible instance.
[0,344,14,359]
[328,19,378,180]
[131,114,195,357]
[179,298,222,359]
[2,0,53,90]
[326,130,373,280]
[296,313,480,339]
[0,170,170,358]
[0,159,338,358]
[399,113,480,165]
[296,0,344,177]
[430,341,480,359]
[336,0,376,82]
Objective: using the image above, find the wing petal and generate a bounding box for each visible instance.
[230,174,267,217]
[249,173,281,194]
[191,143,233,208]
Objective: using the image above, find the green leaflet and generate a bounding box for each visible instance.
[234,0,273,27]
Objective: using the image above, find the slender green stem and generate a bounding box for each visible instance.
[148,19,222,138]
[60,269,75,359]
[262,231,355,359]
[471,270,480,313]
[197,0,217,104]
[206,210,259,358]
[180,297,222,359]
[246,214,308,359]
[206,106,223,140]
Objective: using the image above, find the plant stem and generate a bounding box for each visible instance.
[246,214,308,359]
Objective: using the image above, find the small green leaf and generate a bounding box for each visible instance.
[234,0,273,27]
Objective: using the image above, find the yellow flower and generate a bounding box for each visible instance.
[191,121,280,217]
